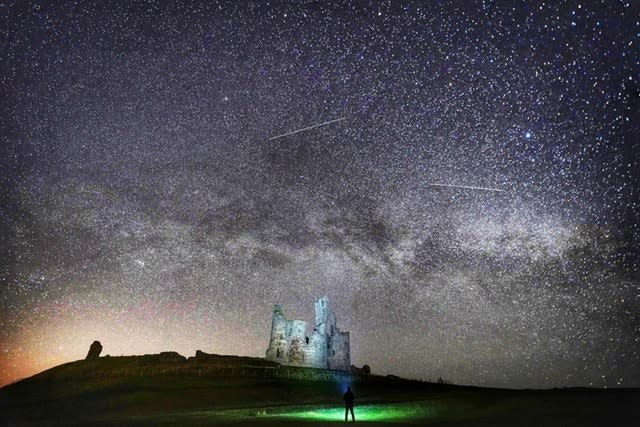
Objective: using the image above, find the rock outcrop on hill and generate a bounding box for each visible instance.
[155,352,187,362]
[85,340,102,360]
[351,364,371,375]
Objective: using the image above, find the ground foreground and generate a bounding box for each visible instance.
[1,355,638,426]
[64,392,640,427]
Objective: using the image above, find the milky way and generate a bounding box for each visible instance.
[1,1,638,388]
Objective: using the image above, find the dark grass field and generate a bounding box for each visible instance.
[1,356,638,426]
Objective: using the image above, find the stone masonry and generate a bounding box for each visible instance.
[265,297,350,370]
[266,297,351,371]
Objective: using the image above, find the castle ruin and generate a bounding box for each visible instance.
[265,297,350,371]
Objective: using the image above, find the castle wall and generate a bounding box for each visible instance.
[328,331,350,371]
[306,330,326,368]
[286,319,308,365]
[315,298,328,334]
[265,305,289,362]
[266,297,350,371]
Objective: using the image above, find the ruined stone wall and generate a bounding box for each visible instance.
[306,330,326,368]
[328,331,350,370]
[265,297,350,371]
[315,297,328,334]
[286,319,308,365]
[265,305,289,362]
[55,353,355,383]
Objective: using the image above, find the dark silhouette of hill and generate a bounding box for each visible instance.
[1,351,638,426]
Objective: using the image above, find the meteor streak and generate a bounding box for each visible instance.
[268,117,346,141]
[429,183,505,192]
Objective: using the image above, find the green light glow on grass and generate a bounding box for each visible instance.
[268,402,436,422]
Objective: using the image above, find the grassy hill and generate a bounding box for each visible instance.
[1,352,638,426]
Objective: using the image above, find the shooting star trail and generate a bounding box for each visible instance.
[429,183,505,192]
[268,117,346,141]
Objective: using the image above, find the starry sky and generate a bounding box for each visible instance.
[1,0,638,389]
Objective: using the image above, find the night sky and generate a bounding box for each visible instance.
[1,0,638,389]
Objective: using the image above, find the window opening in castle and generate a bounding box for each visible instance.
[305,336,309,344]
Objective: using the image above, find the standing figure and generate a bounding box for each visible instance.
[343,386,355,422]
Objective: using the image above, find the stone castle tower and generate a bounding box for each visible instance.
[265,297,350,370]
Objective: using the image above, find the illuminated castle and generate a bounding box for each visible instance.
[265,297,350,371]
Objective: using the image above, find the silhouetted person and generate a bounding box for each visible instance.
[343,386,355,422]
